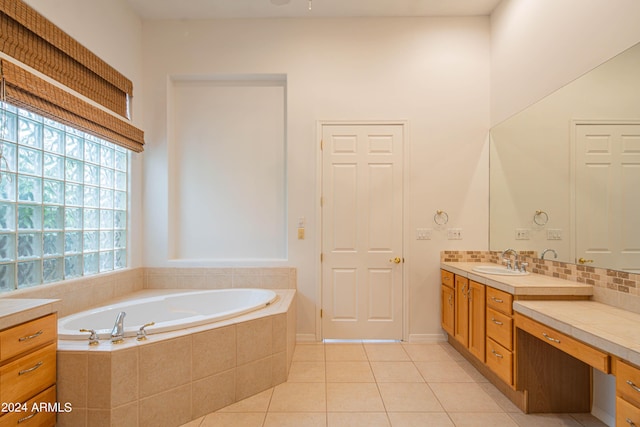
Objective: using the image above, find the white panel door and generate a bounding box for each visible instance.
[576,124,640,272]
[321,124,403,340]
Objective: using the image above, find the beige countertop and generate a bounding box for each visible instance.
[0,298,61,330]
[441,262,593,296]
[514,300,640,367]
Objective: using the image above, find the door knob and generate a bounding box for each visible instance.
[389,257,401,264]
[578,257,594,264]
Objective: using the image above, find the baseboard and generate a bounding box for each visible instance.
[406,333,447,343]
[591,405,615,427]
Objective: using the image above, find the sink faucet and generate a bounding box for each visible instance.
[111,311,126,344]
[501,248,519,270]
[540,248,558,260]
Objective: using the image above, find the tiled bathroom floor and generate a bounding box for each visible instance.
[182,341,608,427]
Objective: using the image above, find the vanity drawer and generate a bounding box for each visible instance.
[0,385,56,427]
[0,343,56,404]
[486,287,513,315]
[486,337,513,386]
[441,270,454,288]
[514,313,609,373]
[486,307,513,351]
[617,359,640,407]
[0,315,57,362]
[616,396,640,427]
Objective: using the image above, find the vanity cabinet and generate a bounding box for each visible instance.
[485,287,514,385]
[615,358,640,427]
[0,314,57,427]
[440,270,455,336]
[452,275,485,362]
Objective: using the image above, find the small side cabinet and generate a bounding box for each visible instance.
[441,270,455,336]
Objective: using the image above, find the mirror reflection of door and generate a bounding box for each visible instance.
[575,123,640,272]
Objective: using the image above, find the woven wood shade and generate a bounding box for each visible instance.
[0,0,132,118]
[2,59,144,152]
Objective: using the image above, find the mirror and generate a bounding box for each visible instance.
[490,42,640,272]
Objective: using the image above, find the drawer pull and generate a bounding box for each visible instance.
[491,349,503,358]
[461,284,467,298]
[490,296,503,303]
[18,361,43,376]
[627,380,640,393]
[491,318,503,325]
[626,418,636,427]
[18,410,39,424]
[448,294,453,306]
[18,330,43,342]
[542,332,560,344]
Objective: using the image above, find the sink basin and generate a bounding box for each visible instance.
[472,266,529,276]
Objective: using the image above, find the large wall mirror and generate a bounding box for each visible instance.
[490,42,640,273]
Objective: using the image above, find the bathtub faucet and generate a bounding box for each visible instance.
[111,311,126,344]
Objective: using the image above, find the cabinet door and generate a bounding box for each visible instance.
[454,276,469,346]
[468,280,486,362]
[441,284,455,336]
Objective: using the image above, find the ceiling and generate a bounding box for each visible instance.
[125,0,503,20]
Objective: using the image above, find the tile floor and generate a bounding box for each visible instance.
[182,341,609,427]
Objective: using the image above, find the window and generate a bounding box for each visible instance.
[0,102,128,292]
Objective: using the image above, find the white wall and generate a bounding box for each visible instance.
[491,0,640,126]
[24,0,145,269]
[141,17,491,340]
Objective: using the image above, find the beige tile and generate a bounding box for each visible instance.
[292,343,325,362]
[218,388,273,413]
[326,382,385,412]
[57,351,88,408]
[325,343,368,361]
[478,382,522,413]
[328,412,391,427]
[370,361,424,383]
[448,412,519,426]
[236,356,273,401]
[569,413,609,426]
[264,412,326,427]
[111,347,139,407]
[387,412,454,427]
[378,383,444,412]
[269,382,326,412]
[272,351,288,386]
[402,343,457,362]
[180,416,204,427]
[272,314,287,353]
[57,408,86,427]
[237,317,273,365]
[138,336,192,398]
[414,360,474,383]
[192,325,236,379]
[507,413,583,426]
[192,369,236,418]
[439,343,466,361]
[429,383,503,413]
[138,384,192,427]
[87,352,111,409]
[364,344,410,361]
[200,412,266,427]
[87,409,110,427]
[326,361,375,382]
[287,361,326,382]
[455,359,490,383]
[110,402,139,427]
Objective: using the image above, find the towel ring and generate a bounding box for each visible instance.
[533,210,549,226]
[434,210,449,226]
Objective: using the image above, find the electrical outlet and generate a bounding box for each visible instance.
[515,228,530,240]
[447,228,462,240]
[547,229,563,240]
[416,228,432,240]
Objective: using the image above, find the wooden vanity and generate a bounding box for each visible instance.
[0,299,59,427]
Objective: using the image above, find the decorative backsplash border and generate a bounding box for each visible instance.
[441,250,639,298]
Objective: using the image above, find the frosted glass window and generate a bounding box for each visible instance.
[171,78,286,259]
[0,102,128,291]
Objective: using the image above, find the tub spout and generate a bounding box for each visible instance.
[111,311,126,344]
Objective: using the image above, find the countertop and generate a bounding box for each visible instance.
[0,298,61,330]
[514,300,640,367]
[441,262,593,296]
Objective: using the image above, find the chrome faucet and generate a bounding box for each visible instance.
[540,248,558,260]
[501,248,519,270]
[111,311,126,344]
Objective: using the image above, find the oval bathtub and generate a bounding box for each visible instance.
[58,288,278,340]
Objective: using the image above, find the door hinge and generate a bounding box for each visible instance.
[320,197,323,207]
[320,309,323,318]
[320,139,323,150]
[320,253,323,262]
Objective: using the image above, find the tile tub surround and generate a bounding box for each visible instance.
[56,289,296,427]
[143,267,297,290]
[442,251,640,313]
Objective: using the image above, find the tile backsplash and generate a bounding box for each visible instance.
[442,250,640,313]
